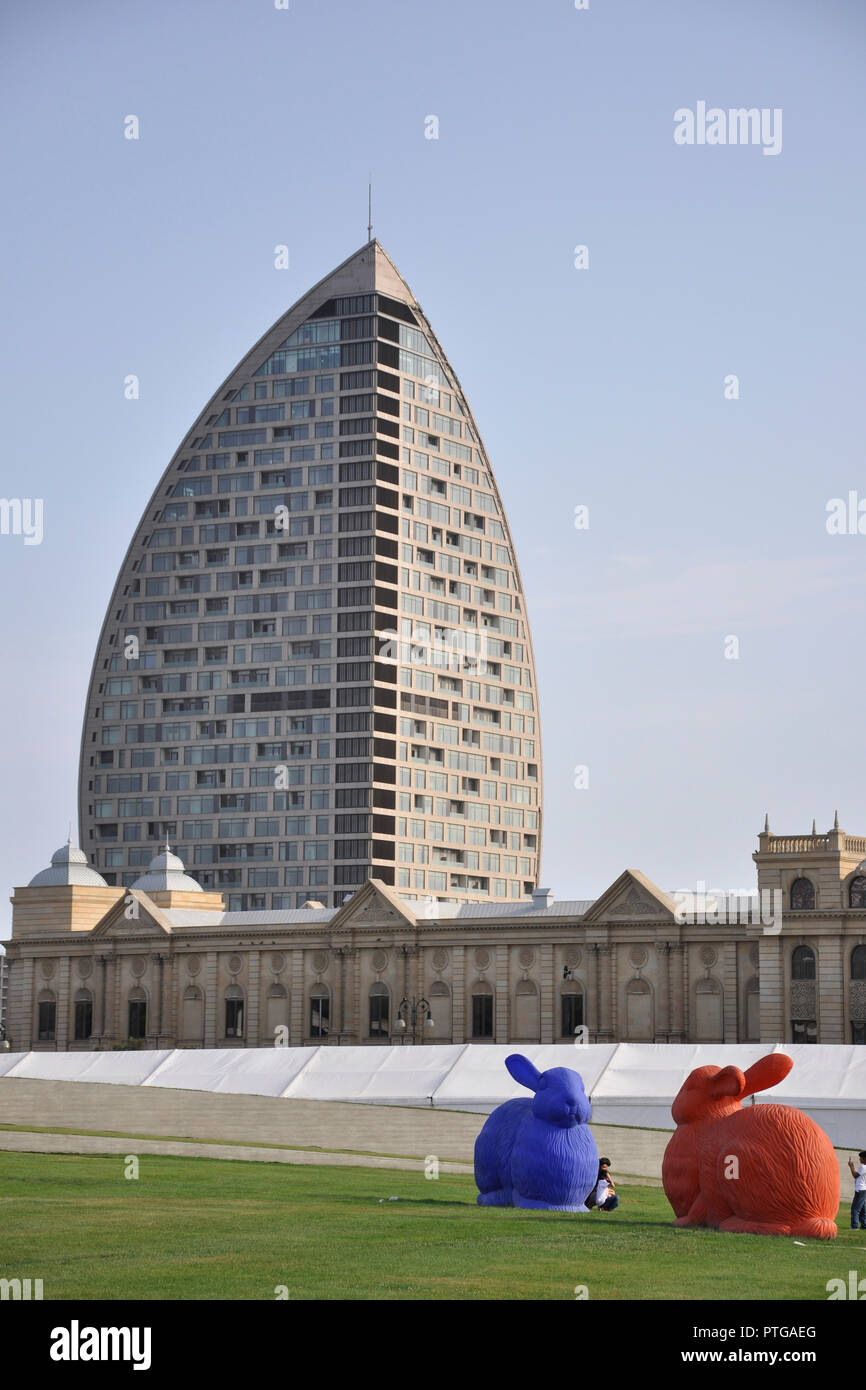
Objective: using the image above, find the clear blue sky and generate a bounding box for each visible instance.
[1,0,864,941]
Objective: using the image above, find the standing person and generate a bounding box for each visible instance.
[594,1157,619,1212]
[848,1150,866,1230]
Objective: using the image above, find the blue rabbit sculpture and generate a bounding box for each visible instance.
[475,1054,599,1211]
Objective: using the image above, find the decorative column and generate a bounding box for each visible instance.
[654,942,670,1041]
[723,939,738,1042]
[112,953,122,1042]
[55,956,71,1051]
[669,944,685,1042]
[587,943,600,1041]
[290,948,304,1046]
[539,942,553,1043]
[203,951,218,1047]
[452,945,465,1041]
[818,937,844,1043]
[247,950,261,1046]
[151,953,166,1041]
[96,954,108,1040]
[495,944,509,1043]
[759,935,784,1043]
[598,945,614,1041]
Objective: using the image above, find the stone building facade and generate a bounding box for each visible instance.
[4,818,866,1050]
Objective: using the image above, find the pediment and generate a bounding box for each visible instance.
[582,869,677,924]
[329,878,418,931]
[89,891,173,937]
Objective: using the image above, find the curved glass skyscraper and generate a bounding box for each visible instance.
[78,242,542,909]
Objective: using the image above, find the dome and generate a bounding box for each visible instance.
[28,839,108,888]
[130,846,203,893]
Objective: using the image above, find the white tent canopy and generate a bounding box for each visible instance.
[1,1044,863,1145]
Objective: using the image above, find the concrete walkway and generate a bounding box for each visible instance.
[20,1075,860,1186]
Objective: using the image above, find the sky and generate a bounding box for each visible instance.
[0,0,864,942]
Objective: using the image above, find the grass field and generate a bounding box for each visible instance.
[1,1150,862,1301]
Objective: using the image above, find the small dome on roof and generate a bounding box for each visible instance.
[301,899,326,910]
[29,839,108,888]
[130,844,202,893]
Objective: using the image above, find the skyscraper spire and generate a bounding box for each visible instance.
[367,180,373,243]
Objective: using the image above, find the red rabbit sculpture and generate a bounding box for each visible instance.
[662,1053,839,1238]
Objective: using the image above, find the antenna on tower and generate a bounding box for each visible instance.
[367,178,373,243]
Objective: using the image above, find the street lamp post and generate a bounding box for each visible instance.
[395,996,435,1044]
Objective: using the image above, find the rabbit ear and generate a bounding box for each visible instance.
[505,1053,542,1092]
[709,1065,746,1099]
[741,1052,793,1098]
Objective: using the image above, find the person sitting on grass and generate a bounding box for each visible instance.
[848,1150,866,1230]
[586,1157,618,1212]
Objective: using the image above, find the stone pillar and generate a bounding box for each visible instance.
[539,943,553,1043]
[452,946,465,1041]
[670,945,684,1042]
[722,940,738,1042]
[152,953,166,1040]
[587,944,600,1041]
[495,944,509,1043]
[759,936,784,1043]
[55,956,71,1051]
[203,951,218,1047]
[112,954,122,1042]
[345,946,360,1044]
[290,949,304,1046]
[96,954,108,1040]
[7,953,35,1050]
[247,950,261,1046]
[167,954,179,1042]
[818,937,844,1043]
[598,945,614,1041]
[654,943,669,1041]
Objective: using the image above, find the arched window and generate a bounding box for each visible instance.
[128,987,147,1040]
[369,982,390,1038]
[37,990,56,1042]
[790,878,815,910]
[791,945,816,980]
[471,980,493,1039]
[850,876,866,908]
[560,983,584,1041]
[73,989,93,1042]
[851,945,866,981]
[310,985,330,1038]
[224,984,244,1038]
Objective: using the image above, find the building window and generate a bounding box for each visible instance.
[128,996,147,1040]
[791,945,816,980]
[74,993,93,1041]
[852,1021,866,1045]
[369,982,389,1038]
[850,876,866,908]
[37,998,56,1041]
[561,990,584,1040]
[471,984,493,1039]
[851,945,866,981]
[792,1020,817,1043]
[790,877,815,910]
[310,988,330,1038]
[225,986,244,1038]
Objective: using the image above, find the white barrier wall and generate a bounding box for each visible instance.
[1,1044,864,1145]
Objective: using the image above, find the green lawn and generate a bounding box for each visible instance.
[1,1151,861,1301]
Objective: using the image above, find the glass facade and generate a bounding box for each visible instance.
[78,243,542,908]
